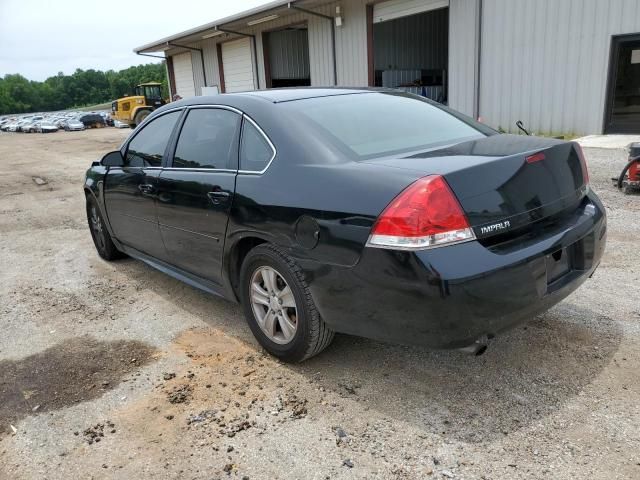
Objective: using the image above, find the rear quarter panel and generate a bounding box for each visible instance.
[228,153,423,268]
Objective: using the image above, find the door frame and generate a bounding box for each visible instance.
[603,32,640,134]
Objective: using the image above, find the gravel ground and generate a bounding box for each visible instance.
[0,129,638,480]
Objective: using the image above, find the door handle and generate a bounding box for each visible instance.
[207,190,230,205]
[138,183,155,195]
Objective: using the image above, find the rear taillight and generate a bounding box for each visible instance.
[367,175,475,250]
[574,142,590,186]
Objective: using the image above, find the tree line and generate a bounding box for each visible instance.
[0,62,169,115]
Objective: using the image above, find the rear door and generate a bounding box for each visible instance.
[104,110,182,260]
[156,106,241,283]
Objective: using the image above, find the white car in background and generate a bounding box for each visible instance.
[64,119,85,131]
[34,121,58,133]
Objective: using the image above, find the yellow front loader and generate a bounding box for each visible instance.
[111,82,166,127]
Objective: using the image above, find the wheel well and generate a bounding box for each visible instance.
[229,237,267,299]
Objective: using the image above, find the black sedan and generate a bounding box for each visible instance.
[84,88,606,362]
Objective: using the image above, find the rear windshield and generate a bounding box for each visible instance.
[283,92,492,159]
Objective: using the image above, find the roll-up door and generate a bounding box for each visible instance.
[172,52,196,98]
[266,28,311,88]
[221,38,255,93]
[374,0,449,23]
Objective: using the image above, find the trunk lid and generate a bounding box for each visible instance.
[362,134,587,244]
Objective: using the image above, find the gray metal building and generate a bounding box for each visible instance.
[135,0,640,135]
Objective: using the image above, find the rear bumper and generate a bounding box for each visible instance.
[306,191,606,349]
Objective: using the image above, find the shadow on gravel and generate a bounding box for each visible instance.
[119,259,623,443]
[299,304,623,443]
[0,336,157,435]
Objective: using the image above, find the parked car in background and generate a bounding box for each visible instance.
[64,118,85,131]
[22,121,38,133]
[78,113,105,128]
[4,121,19,132]
[16,120,33,132]
[84,89,606,362]
[100,111,114,126]
[1,119,16,131]
[34,121,58,133]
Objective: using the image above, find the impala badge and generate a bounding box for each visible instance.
[480,220,511,235]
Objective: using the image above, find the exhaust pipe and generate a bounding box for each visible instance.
[458,335,489,356]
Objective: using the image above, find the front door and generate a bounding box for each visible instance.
[103,110,182,259]
[156,106,241,283]
[605,34,640,134]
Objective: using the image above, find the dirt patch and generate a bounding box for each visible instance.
[0,336,157,434]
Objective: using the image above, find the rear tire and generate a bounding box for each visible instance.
[86,195,125,261]
[240,244,334,362]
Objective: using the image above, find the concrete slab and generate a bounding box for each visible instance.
[574,134,640,149]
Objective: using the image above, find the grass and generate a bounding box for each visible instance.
[76,102,112,112]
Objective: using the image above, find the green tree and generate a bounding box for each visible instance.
[0,62,167,115]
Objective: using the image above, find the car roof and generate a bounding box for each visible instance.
[176,87,384,107]
[235,87,378,103]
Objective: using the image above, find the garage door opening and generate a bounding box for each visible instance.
[605,33,640,133]
[264,26,311,88]
[370,1,449,104]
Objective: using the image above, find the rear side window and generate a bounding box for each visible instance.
[283,93,489,159]
[125,111,181,167]
[173,108,240,170]
[240,119,274,172]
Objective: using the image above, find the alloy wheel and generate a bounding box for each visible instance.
[250,266,298,344]
[90,205,106,253]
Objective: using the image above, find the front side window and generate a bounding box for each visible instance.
[125,110,181,167]
[240,119,274,172]
[173,108,240,170]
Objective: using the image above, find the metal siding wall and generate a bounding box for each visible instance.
[308,3,336,86]
[202,38,222,89]
[448,0,479,116]
[373,8,448,71]
[480,0,640,135]
[267,29,311,79]
[335,0,369,86]
[190,46,206,95]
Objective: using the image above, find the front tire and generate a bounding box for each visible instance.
[133,109,150,126]
[240,244,334,362]
[86,195,124,261]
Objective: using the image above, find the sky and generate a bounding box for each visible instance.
[0,0,269,81]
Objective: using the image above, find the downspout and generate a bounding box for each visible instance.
[215,28,261,90]
[288,2,337,86]
[474,0,483,120]
[168,42,208,88]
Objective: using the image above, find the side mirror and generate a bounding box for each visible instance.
[100,150,124,167]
